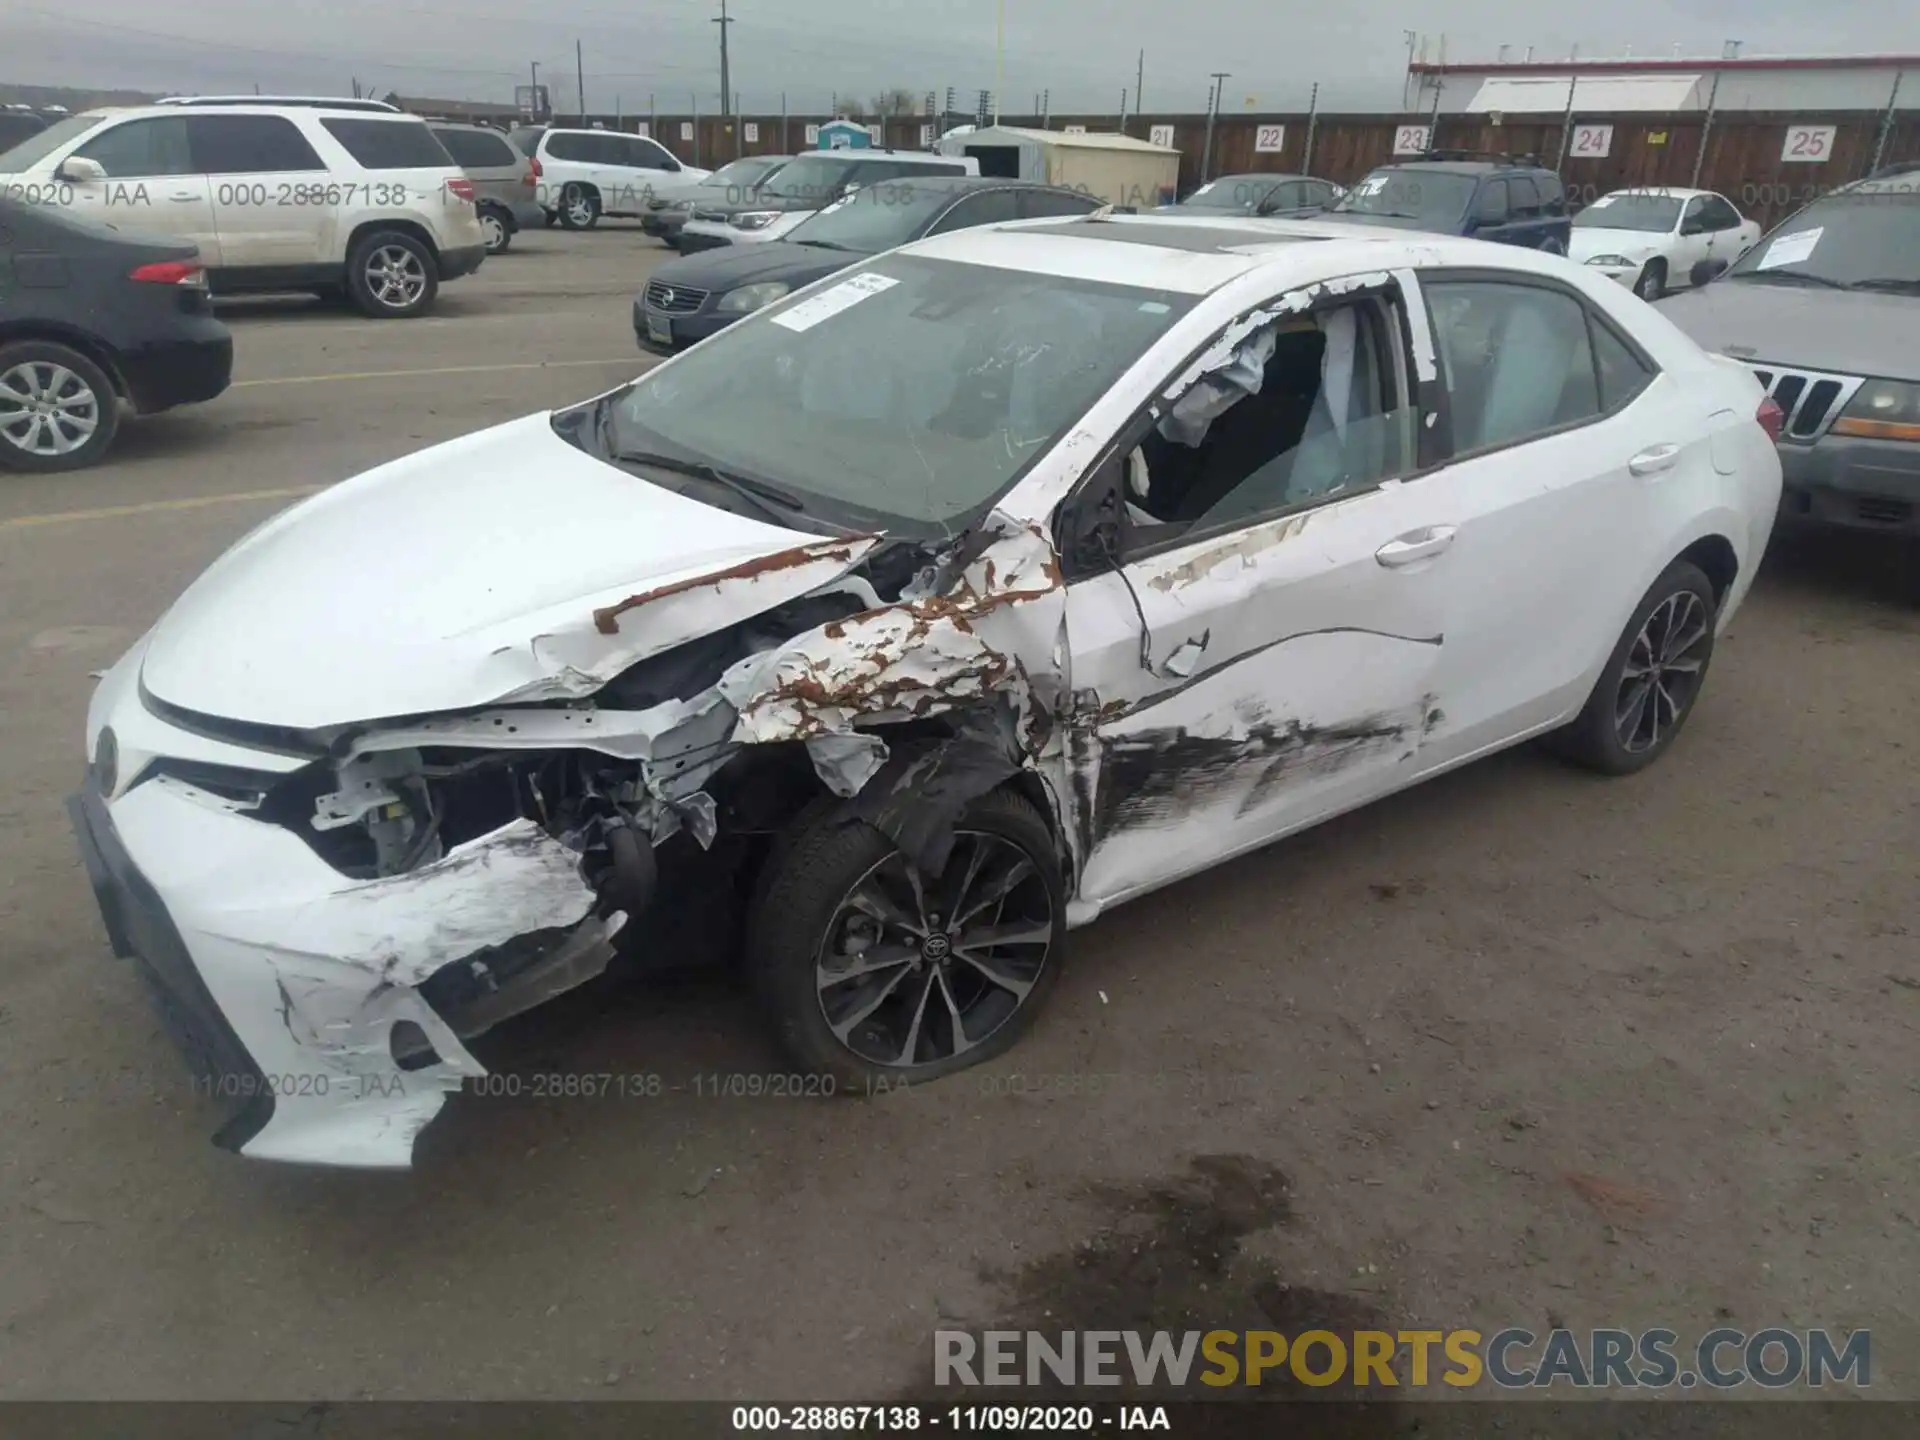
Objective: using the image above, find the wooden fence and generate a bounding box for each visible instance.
[576,107,1917,228]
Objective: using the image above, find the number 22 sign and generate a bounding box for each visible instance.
[1253,124,1286,154]
[1781,125,1834,162]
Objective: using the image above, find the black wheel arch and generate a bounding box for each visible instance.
[0,323,128,401]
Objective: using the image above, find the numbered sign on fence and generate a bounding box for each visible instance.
[1149,124,1175,149]
[743,122,759,143]
[1569,124,1613,159]
[805,124,821,144]
[680,122,694,141]
[1063,124,1087,135]
[1781,125,1834,163]
[920,123,935,146]
[635,122,650,137]
[1254,124,1286,154]
[1392,124,1431,156]
[867,125,883,144]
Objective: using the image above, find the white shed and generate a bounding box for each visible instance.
[934,125,1181,209]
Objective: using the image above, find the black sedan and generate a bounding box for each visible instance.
[635,177,1099,354]
[0,199,232,471]
[1159,172,1343,218]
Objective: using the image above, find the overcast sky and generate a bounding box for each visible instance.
[6,0,1915,114]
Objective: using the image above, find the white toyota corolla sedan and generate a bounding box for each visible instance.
[73,214,1784,1168]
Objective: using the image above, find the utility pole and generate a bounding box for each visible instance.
[1302,81,1319,174]
[1201,72,1229,183]
[576,40,586,123]
[1135,49,1144,133]
[714,0,735,159]
[1869,68,1905,175]
[994,0,1004,126]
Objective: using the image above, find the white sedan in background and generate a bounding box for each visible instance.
[73,215,1783,1168]
[1572,188,1763,301]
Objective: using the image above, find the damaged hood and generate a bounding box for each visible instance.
[140,412,876,729]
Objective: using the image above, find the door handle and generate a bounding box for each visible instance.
[1629,443,1682,477]
[1375,525,1457,568]
[169,192,199,203]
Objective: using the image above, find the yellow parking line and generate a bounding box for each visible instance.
[0,486,325,531]
[233,358,640,387]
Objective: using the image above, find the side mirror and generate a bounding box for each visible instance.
[56,155,106,184]
[1066,478,1124,575]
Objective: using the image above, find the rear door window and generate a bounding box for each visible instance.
[925,188,1021,234]
[1018,187,1100,219]
[1426,280,1605,453]
[625,136,676,171]
[1700,194,1743,230]
[187,115,326,174]
[320,118,454,170]
[1506,175,1542,218]
[74,117,193,178]
[435,128,518,169]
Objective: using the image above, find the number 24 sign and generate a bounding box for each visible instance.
[1570,124,1613,158]
[1782,125,1834,162]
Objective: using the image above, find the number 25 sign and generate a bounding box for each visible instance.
[1781,125,1834,162]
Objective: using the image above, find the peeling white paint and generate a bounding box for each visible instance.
[1391,268,1438,383]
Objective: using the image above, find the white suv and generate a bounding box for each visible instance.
[508,127,711,230]
[0,99,487,318]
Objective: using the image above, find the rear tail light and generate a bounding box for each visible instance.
[526,156,542,182]
[1756,396,1785,443]
[129,260,206,288]
[446,176,476,203]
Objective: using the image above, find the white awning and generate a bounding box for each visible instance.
[1465,74,1705,113]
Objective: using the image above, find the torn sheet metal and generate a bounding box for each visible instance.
[348,690,735,765]
[805,733,891,798]
[719,516,1067,753]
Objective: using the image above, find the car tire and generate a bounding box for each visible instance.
[479,206,512,255]
[1551,560,1717,776]
[542,207,559,228]
[1540,235,1567,257]
[748,786,1066,1090]
[557,183,600,231]
[1634,259,1667,301]
[0,340,121,473]
[345,230,439,319]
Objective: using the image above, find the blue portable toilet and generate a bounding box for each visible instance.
[816,118,873,151]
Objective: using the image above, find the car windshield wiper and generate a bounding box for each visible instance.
[1338,208,1424,220]
[1843,277,1920,294]
[611,449,806,522]
[794,238,855,250]
[1729,269,1848,289]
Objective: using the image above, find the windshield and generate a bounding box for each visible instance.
[1726,190,1920,289]
[761,154,858,200]
[1333,169,1474,223]
[787,184,957,251]
[1576,194,1681,232]
[1180,176,1277,211]
[0,112,108,172]
[709,156,785,189]
[606,255,1196,535]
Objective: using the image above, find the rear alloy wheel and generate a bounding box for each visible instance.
[749,788,1066,1088]
[558,183,600,231]
[1552,560,1717,775]
[0,342,119,472]
[346,231,438,318]
[479,207,512,255]
[1634,259,1667,301]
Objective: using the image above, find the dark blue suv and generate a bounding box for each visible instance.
[1329,151,1572,254]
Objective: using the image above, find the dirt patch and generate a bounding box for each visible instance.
[914,1153,1396,1419]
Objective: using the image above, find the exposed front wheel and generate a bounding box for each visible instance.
[748,788,1066,1089]
[557,183,601,230]
[0,341,120,472]
[1552,560,1717,775]
[346,231,439,318]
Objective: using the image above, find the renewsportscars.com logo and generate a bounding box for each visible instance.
[934,1327,1872,1391]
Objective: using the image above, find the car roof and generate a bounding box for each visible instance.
[1372,160,1515,175]
[1211,171,1305,184]
[1607,186,1714,199]
[829,149,965,164]
[899,212,1518,294]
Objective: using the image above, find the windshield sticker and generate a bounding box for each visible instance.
[1755,227,1822,270]
[770,271,900,332]
[1192,182,1215,197]
[1138,301,1171,314]
[1356,176,1388,196]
